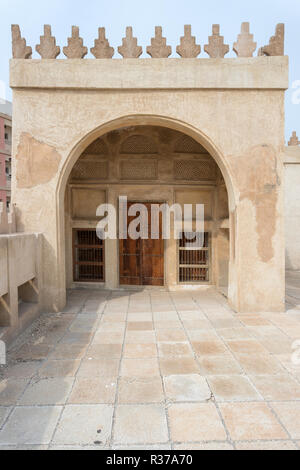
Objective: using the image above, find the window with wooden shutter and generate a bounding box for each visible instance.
[178,232,209,283]
[73,229,105,282]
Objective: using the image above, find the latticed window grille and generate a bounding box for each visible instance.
[73,229,105,282]
[178,232,209,283]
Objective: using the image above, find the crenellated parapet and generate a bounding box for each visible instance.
[63,26,88,59]
[118,27,142,58]
[177,25,200,58]
[147,26,172,58]
[11,23,285,59]
[233,22,256,58]
[288,131,300,146]
[204,25,228,58]
[91,27,114,58]
[259,24,285,57]
[11,25,32,59]
[36,25,60,59]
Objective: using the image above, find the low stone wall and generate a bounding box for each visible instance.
[0,232,42,345]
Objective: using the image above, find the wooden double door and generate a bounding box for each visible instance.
[119,202,164,286]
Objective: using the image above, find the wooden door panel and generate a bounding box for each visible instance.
[142,277,164,286]
[119,201,164,287]
[142,202,164,285]
[119,253,141,285]
[119,203,141,285]
[119,251,141,279]
[142,254,164,286]
[120,236,140,254]
[142,238,164,255]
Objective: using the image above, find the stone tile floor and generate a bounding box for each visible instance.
[0,284,300,450]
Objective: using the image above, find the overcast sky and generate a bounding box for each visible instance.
[0,0,299,140]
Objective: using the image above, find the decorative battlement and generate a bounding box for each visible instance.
[288,131,300,146]
[204,25,228,59]
[11,23,285,60]
[0,203,16,235]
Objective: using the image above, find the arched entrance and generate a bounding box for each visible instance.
[57,116,236,308]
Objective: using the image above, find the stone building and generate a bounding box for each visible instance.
[0,22,290,338]
[0,101,12,209]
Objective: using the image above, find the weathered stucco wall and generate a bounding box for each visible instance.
[10,57,288,313]
[284,146,300,271]
[0,232,42,345]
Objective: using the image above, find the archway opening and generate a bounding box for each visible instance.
[63,124,230,295]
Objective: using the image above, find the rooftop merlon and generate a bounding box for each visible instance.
[11,23,286,60]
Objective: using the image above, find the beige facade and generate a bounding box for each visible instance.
[2,22,300,451]
[8,23,289,314]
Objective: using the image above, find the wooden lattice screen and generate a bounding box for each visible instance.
[73,229,105,282]
[179,232,209,283]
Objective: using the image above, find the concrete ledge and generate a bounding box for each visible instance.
[0,232,43,346]
[10,56,289,90]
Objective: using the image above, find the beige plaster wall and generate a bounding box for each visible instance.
[10,57,288,90]
[284,146,300,271]
[10,57,288,312]
[0,233,42,344]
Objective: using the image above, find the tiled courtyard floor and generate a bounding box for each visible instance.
[1,285,300,450]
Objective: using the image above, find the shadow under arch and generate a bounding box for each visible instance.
[56,114,237,306]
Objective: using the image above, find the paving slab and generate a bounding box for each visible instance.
[52,404,113,446]
[1,361,41,379]
[120,358,160,377]
[77,358,120,378]
[0,407,10,428]
[168,403,227,442]
[219,403,288,441]
[0,378,29,406]
[234,440,298,450]
[207,375,262,402]
[164,374,211,402]
[198,355,243,375]
[249,374,300,401]
[19,377,74,405]
[174,442,234,450]
[117,377,164,404]
[68,377,117,404]
[270,402,300,439]
[0,406,62,445]
[113,404,169,445]
[123,343,157,358]
[38,359,81,378]
[159,357,200,376]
